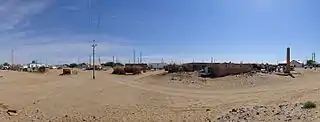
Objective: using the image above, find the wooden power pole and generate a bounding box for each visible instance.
[92,40,97,79]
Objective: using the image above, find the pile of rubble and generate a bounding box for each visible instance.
[234,71,259,78]
[216,103,319,122]
[168,72,207,87]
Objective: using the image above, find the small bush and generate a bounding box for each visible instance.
[124,66,142,75]
[302,101,316,109]
[112,66,125,75]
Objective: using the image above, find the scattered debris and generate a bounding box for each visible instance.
[205,117,211,122]
[216,103,318,122]
[168,72,207,87]
[0,103,9,109]
[7,109,18,116]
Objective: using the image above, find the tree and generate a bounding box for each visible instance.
[2,62,9,66]
[101,62,115,67]
[115,62,124,66]
[63,64,69,67]
[77,63,86,68]
[306,60,315,66]
[31,60,36,64]
[69,63,78,68]
[101,62,124,67]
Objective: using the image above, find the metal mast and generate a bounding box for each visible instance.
[140,52,142,63]
[11,49,14,66]
[92,40,97,79]
[133,49,136,64]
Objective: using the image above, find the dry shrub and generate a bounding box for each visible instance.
[302,101,316,109]
[10,66,21,71]
[133,66,142,74]
[167,64,180,73]
[60,69,71,75]
[112,66,125,75]
[124,66,142,75]
[38,67,47,73]
[72,69,78,75]
[164,66,169,71]
[22,68,28,72]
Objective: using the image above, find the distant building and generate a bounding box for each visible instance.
[290,60,303,68]
[278,60,288,65]
[182,63,212,72]
[28,63,45,68]
[148,63,168,69]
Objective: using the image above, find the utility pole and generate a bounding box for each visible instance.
[133,49,136,64]
[313,52,316,70]
[92,40,97,79]
[112,56,115,63]
[140,52,142,64]
[313,52,316,62]
[89,55,91,66]
[98,56,101,65]
[11,49,14,66]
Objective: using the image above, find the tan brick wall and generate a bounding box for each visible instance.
[210,63,253,77]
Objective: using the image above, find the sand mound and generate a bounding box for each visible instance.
[139,72,292,90]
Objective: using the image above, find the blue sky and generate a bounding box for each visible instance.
[0,0,319,64]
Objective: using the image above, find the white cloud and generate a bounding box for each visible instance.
[0,32,134,64]
[0,0,136,64]
[0,0,49,32]
[0,0,183,65]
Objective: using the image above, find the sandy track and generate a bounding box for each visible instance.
[0,69,319,121]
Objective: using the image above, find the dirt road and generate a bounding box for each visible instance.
[0,69,319,121]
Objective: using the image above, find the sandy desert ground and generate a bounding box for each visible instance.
[0,68,320,121]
